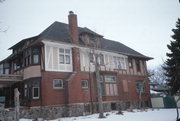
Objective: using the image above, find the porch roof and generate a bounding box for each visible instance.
[0,74,23,88]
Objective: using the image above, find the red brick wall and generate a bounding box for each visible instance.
[68,72,91,104]
[41,71,70,106]
[117,75,150,102]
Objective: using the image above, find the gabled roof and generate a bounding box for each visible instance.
[9,21,152,60]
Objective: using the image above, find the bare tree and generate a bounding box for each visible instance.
[82,34,105,118]
[94,52,104,118]
[137,80,146,110]
[148,65,167,84]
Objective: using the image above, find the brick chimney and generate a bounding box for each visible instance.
[68,11,79,44]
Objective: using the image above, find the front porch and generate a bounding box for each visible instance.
[0,74,22,108]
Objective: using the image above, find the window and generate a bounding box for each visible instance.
[104,75,116,83]
[99,54,104,65]
[89,53,94,63]
[32,48,40,64]
[32,81,40,99]
[128,57,133,68]
[136,81,145,93]
[0,64,3,74]
[4,63,9,74]
[59,48,71,64]
[33,55,39,64]
[53,79,63,89]
[82,80,88,88]
[136,59,141,72]
[113,56,126,69]
[24,84,28,97]
[24,49,32,67]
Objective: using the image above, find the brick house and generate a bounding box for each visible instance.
[0,11,152,118]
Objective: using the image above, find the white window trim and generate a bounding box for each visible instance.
[59,48,71,65]
[32,87,39,99]
[53,79,64,89]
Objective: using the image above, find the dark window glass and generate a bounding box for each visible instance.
[82,80,88,88]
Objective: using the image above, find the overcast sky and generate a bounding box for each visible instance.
[0,0,180,69]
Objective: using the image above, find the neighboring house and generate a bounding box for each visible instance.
[0,11,152,118]
[150,81,169,96]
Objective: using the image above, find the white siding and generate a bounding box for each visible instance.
[79,48,127,72]
[151,97,164,108]
[43,41,73,72]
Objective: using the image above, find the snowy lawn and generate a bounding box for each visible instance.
[20,108,179,121]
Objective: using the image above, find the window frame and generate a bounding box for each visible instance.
[32,48,40,65]
[99,54,104,65]
[89,53,94,63]
[32,87,39,99]
[32,81,40,99]
[113,56,126,70]
[0,64,3,74]
[104,75,116,83]
[59,48,71,65]
[82,80,88,88]
[53,79,64,89]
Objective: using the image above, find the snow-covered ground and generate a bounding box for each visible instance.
[20,108,179,121]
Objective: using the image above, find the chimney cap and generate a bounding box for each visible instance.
[69,11,74,14]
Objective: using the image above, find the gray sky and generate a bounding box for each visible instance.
[0,0,180,69]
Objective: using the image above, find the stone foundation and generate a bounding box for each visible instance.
[0,100,151,121]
